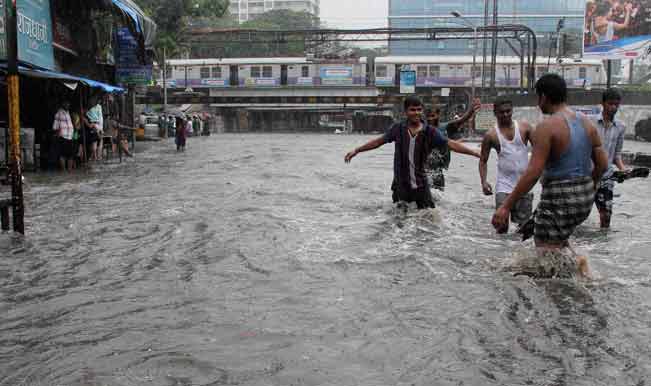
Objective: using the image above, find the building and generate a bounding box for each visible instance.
[229,0,320,23]
[388,0,584,57]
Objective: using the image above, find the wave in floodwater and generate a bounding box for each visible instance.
[1,134,650,385]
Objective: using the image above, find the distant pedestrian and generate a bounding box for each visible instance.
[52,100,75,171]
[175,117,187,152]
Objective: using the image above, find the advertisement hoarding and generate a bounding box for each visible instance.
[399,70,416,94]
[319,66,353,85]
[16,0,55,70]
[584,1,651,59]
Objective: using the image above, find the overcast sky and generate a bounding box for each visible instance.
[320,0,388,29]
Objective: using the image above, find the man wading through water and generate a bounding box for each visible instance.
[345,96,480,209]
[492,74,608,278]
[479,97,535,232]
[424,106,481,191]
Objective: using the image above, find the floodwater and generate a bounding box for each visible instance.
[1,133,650,386]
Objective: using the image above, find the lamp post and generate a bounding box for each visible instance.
[451,10,478,99]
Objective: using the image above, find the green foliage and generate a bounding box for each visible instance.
[191,9,322,58]
[134,0,230,58]
[241,9,319,30]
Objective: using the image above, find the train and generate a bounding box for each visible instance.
[153,55,606,90]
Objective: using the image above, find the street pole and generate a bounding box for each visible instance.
[472,26,477,99]
[6,0,24,234]
[163,46,167,113]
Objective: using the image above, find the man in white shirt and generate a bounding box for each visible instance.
[479,97,535,232]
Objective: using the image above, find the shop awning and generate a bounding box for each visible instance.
[4,65,126,93]
[111,0,157,49]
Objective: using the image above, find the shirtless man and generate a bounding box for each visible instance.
[492,74,608,278]
[479,97,535,232]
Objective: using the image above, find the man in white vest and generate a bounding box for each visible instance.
[479,97,535,233]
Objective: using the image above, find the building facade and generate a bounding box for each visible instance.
[388,0,584,57]
[229,0,320,23]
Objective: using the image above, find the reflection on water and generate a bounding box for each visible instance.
[1,134,650,385]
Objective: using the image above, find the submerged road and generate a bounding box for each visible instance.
[1,134,651,385]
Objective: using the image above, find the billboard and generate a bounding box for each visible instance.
[399,70,416,94]
[116,27,151,85]
[16,0,55,70]
[319,66,353,85]
[584,1,651,59]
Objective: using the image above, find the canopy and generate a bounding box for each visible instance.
[2,65,126,93]
[111,0,157,49]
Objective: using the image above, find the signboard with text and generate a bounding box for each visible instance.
[319,66,353,85]
[584,1,651,59]
[475,104,497,133]
[0,0,6,60]
[116,27,151,85]
[16,0,55,70]
[399,70,416,94]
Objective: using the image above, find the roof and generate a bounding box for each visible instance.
[162,57,368,66]
[375,55,603,65]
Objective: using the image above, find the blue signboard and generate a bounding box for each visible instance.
[15,0,55,70]
[400,70,416,94]
[116,27,151,85]
[319,66,353,85]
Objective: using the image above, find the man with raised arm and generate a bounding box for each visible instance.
[344,96,480,209]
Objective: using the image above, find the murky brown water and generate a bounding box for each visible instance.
[1,134,650,385]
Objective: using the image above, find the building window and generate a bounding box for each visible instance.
[212,66,222,78]
[301,65,309,77]
[429,65,440,78]
[376,65,387,77]
[417,66,428,78]
[251,66,261,78]
[263,66,273,77]
[200,67,210,79]
[579,67,587,79]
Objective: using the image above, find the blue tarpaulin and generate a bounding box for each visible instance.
[111,0,157,49]
[9,65,125,93]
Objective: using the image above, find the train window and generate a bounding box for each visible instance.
[301,66,309,77]
[417,66,428,78]
[211,66,222,78]
[165,66,172,79]
[376,65,387,77]
[251,66,261,78]
[537,66,548,75]
[263,66,273,77]
[472,65,481,78]
[200,67,210,79]
[429,65,440,78]
[579,67,587,79]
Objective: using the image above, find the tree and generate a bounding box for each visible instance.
[134,0,230,58]
[189,9,322,58]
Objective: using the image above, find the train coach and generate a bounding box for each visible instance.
[373,55,606,89]
[154,57,368,88]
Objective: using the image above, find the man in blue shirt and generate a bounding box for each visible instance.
[344,96,480,208]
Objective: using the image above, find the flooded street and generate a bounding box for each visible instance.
[2,133,651,385]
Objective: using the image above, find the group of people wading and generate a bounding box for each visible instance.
[345,73,630,279]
